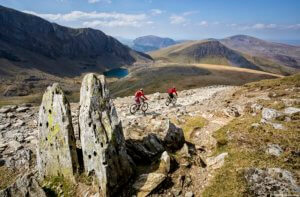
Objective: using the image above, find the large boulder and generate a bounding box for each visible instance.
[79,73,132,196]
[133,173,166,197]
[0,172,46,197]
[162,121,185,151]
[37,83,79,182]
[133,151,171,197]
[245,168,300,196]
[126,134,164,164]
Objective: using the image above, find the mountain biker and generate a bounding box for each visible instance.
[135,88,147,108]
[167,87,178,100]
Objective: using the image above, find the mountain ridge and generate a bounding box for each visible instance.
[0,5,152,78]
[150,36,300,75]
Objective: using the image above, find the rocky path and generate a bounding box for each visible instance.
[0,85,240,196]
[114,86,236,140]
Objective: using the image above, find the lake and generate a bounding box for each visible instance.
[103,68,129,78]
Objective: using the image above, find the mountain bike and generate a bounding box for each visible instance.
[165,95,177,106]
[130,98,148,114]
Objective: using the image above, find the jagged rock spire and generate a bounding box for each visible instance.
[79,73,132,196]
[37,83,78,182]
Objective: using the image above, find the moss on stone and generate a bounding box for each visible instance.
[43,176,75,197]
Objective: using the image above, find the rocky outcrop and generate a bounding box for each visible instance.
[0,172,46,197]
[37,83,79,182]
[126,134,164,164]
[133,151,171,197]
[79,73,132,196]
[245,168,300,196]
[162,121,185,151]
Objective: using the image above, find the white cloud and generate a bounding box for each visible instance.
[198,20,208,26]
[183,11,199,16]
[252,23,278,29]
[170,15,186,25]
[150,9,163,16]
[287,24,300,30]
[252,23,265,29]
[88,0,111,4]
[24,10,151,28]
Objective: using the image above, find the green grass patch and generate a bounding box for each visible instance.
[173,116,207,142]
[244,73,300,91]
[203,110,300,196]
[42,176,76,197]
[0,94,42,107]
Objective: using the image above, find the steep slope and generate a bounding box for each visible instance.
[132,35,177,52]
[221,35,300,70]
[0,5,152,78]
[1,74,298,196]
[150,40,260,70]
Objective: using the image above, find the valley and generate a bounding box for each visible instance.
[0,3,299,197]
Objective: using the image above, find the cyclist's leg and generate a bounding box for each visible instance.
[135,97,140,106]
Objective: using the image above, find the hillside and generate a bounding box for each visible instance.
[150,40,261,70]
[0,5,152,96]
[150,37,300,75]
[132,35,177,52]
[0,5,152,76]
[109,63,281,97]
[0,73,299,196]
[221,35,300,70]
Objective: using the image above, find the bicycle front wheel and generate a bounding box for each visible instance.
[141,102,148,112]
[172,97,177,105]
[165,98,170,106]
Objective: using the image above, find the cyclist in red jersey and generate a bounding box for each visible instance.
[167,87,178,99]
[134,88,147,108]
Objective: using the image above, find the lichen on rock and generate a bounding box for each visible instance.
[79,73,132,196]
[37,83,79,182]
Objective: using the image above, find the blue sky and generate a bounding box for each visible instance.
[1,0,300,40]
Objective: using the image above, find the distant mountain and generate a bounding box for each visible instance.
[115,37,134,47]
[132,35,177,52]
[0,5,152,79]
[150,36,300,75]
[221,35,300,71]
[150,40,260,70]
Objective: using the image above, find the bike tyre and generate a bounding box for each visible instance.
[130,104,138,114]
[141,102,148,112]
[172,97,177,105]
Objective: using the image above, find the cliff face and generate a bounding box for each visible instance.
[0,5,152,77]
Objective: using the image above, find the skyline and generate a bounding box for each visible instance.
[1,0,300,41]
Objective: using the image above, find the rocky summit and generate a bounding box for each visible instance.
[0,73,299,197]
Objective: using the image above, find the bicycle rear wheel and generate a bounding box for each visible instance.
[130,104,138,114]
